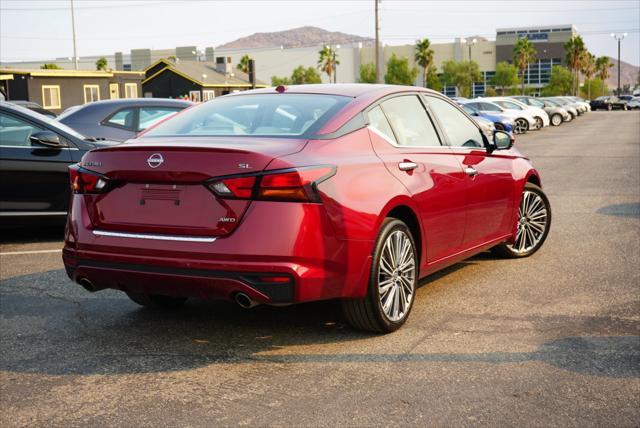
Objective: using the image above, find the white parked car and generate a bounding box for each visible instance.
[483,97,550,130]
[561,96,590,113]
[464,99,537,134]
[624,97,640,109]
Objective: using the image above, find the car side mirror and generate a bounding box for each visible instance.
[493,130,514,150]
[30,131,66,149]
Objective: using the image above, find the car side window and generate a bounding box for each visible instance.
[424,96,484,148]
[138,107,181,131]
[367,105,397,144]
[497,101,523,110]
[105,108,136,130]
[481,102,502,112]
[380,95,440,147]
[529,98,545,108]
[0,112,43,147]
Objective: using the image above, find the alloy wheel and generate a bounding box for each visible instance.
[378,230,416,322]
[551,114,562,126]
[534,117,543,129]
[514,118,528,134]
[507,190,549,254]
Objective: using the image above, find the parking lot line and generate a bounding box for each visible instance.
[0,249,62,256]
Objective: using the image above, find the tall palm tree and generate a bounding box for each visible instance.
[414,38,434,88]
[318,45,339,83]
[513,37,537,95]
[236,55,251,74]
[565,35,586,96]
[595,56,613,96]
[581,52,596,100]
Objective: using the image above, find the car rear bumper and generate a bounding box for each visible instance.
[63,196,374,304]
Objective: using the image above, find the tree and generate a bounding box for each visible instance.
[484,87,497,97]
[541,66,573,96]
[271,76,292,86]
[271,65,321,86]
[491,61,519,95]
[513,37,536,95]
[425,66,442,92]
[290,66,322,84]
[414,38,434,88]
[40,63,62,69]
[595,56,613,96]
[317,45,339,82]
[384,54,418,85]
[236,54,251,73]
[581,52,596,100]
[565,35,586,96]
[358,62,377,83]
[580,78,607,100]
[440,60,480,98]
[95,57,108,71]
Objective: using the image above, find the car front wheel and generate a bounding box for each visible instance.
[492,183,551,259]
[534,116,544,129]
[342,218,418,333]
[551,114,563,126]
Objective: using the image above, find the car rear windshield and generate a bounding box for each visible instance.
[142,93,350,138]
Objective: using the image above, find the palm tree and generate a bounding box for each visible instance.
[318,45,339,83]
[236,55,251,74]
[581,52,596,100]
[595,56,613,96]
[414,38,434,88]
[513,38,537,95]
[565,35,586,96]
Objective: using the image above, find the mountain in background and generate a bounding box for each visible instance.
[217,26,374,49]
[604,57,639,90]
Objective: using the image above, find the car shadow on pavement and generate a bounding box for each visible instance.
[597,202,640,218]
[1,269,638,379]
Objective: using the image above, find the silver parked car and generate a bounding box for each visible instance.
[542,97,579,120]
[512,96,570,126]
[57,98,193,142]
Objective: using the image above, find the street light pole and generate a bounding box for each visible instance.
[611,33,627,96]
[70,0,78,70]
[462,38,477,97]
[375,0,381,83]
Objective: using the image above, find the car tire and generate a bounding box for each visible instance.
[492,183,551,259]
[342,218,418,333]
[551,114,563,126]
[534,116,543,129]
[514,118,529,134]
[126,292,187,308]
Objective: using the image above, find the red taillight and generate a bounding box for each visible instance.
[207,166,335,202]
[68,164,110,194]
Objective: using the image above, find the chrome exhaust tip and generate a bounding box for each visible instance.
[78,278,98,292]
[234,292,259,309]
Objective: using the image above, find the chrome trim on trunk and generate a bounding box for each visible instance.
[92,230,216,243]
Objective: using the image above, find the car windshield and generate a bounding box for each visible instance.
[462,105,477,115]
[143,93,350,138]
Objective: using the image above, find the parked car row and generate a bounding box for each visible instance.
[589,95,637,111]
[453,95,592,135]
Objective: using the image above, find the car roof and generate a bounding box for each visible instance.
[227,83,440,99]
[74,98,193,108]
[58,98,193,122]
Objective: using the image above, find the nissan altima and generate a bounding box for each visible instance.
[63,84,551,333]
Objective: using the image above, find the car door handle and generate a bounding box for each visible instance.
[464,166,478,177]
[398,161,418,171]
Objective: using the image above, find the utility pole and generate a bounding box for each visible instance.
[70,0,78,70]
[462,38,477,97]
[375,0,380,83]
[611,33,627,96]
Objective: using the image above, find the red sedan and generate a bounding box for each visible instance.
[63,84,551,333]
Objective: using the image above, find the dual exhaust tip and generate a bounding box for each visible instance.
[79,278,259,309]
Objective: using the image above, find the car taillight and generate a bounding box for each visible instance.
[68,164,110,194]
[207,166,335,203]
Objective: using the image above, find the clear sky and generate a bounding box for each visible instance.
[1,0,639,65]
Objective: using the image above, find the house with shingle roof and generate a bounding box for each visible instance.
[141,57,267,101]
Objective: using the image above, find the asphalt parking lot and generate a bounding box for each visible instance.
[1,111,639,427]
